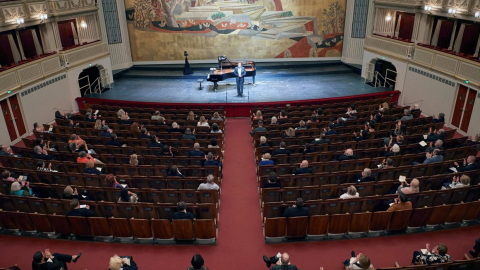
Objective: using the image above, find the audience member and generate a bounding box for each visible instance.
[412,243,450,265]
[160,145,173,156]
[258,136,269,147]
[211,112,223,121]
[379,101,389,112]
[204,152,222,167]
[453,156,478,172]
[138,128,151,139]
[311,133,330,145]
[344,252,373,270]
[263,172,281,188]
[37,161,58,172]
[295,120,307,130]
[118,188,138,203]
[425,140,444,153]
[324,126,337,135]
[259,153,274,166]
[398,178,420,195]
[346,105,357,116]
[253,110,263,120]
[387,193,412,212]
[66,199,95,217]
[469,239,480,258]
[443,175,470,189]
[187,254,207,270]
[283,198,309,217]
[294,160,312,175]
[432,113,445,123]
[410,103,421,115]
[338,148,356,161]
[2,170,16,182]
[129,154,139,166]
[211,123,222,133]
[106,133,122,147]
[151,111,162,120]
[208,138,219,149]
[251,120,267,136]
[32,249,81,270]
[270,116,279,126]
[426,128,445,142]
[307,114,318,124]
[168,122,184,133]
[284,127,296,138]
[0,145,14,156]
[119,114,132,125]
[10,181,33,197]
[33,145,55,160]
[168,165,185,178]
[270,253,299,270]
[379,158,394,169]
[101,127,113,137]
[148,135,163,148]
[190,143,205,157]
[187,111,196,121]
[416,149,443,165]
[340,185,359,199]
[399,109,413,121]
[272,142,291,156]
[279,110,287,119]
[83,160,101,174]
[197,116,210,127]
[384,144,401,157]
[173,201,195,220]
[105,174,124,188]
[63,186,79,200]
[354,168,375,183]
[197,175,219,191]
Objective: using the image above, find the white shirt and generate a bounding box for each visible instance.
[198,183,219,190]
[340,192,359,199]
[197,122,210,127]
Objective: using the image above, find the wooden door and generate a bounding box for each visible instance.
[0,99,17,141]
[460,88,477,133]
[8,95,27,136]
[451,85,468,128]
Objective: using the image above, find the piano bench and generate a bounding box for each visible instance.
[197,79,204,90]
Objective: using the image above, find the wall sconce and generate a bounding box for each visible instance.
[16,18,24,25]
[39,14,48,20]
[424,5,432,12]
[386,14,392,22]
[80,21,87,28]
[475,11,480,18]
[448,8,457,15]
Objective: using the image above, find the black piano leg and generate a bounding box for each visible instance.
[213,82,218,92]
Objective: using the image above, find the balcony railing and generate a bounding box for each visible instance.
[58,41,109,67]
[412,45,480,85]
[364,35,415,60]
[0,54,62,96]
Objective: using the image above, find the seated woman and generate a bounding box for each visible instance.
[187,111,197,121]
[118,188,138,204]
[129,154,139,166]
[442,174,470,189]
[109,254,138,270]
[283,127,296,138]
[259,153,274,166]
[105,174,124,188]
[340,185,359,199]
[63,186,80,200]
[412,243,450,265]
[252,110,263,120]
[197,116,210,127]
[168,165,185,178]
[210,123,222,133]
[94,119,103,130]
[263,172,281,188]
[208,138,220,149]
[307,114,319,124]
[384,144,401,157]
[83,160,102,175]
[295,120,307,130]
[258,136,269,147]
[10,181,33,197]
[211,112,223,121]
[269,116,279,126]
[33,122,45,133]
[279,110,287,119]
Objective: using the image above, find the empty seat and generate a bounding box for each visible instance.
[195,219,216,244]
[265,217,287,239]
[173,219,195,240]
[286,216,308,238]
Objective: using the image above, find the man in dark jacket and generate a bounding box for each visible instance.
[182,128,196,141]
[173,201,195,220]
[454,156,479,172]
[250,120,268,137]
[283,198,309,218]
[32,249,81,270]
[294,160,313,175]
[272,142,291,156]
[66,199,95,217]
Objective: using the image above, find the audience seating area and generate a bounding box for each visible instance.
[249,98,480,242]
[0,104,225,244]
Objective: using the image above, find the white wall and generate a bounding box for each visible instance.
[65,56,114,110]
[76,15,100,43]
[0,105,10,146]
[362,50,407,92]
[402,64,456,124]
[373,8,396,36]
[97,0,133,70]
[341,0,365,65]
[18,73,72,138]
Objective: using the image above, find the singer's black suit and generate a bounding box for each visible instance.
[234,66,246,96]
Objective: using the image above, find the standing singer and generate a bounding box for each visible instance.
[234,62,246,97]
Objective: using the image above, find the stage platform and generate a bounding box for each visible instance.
[85,62,390,104]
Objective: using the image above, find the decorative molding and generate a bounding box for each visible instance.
[408,66,456,86]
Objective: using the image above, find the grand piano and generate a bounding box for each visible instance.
[207,56,256,91]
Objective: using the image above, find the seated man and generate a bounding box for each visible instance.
[453,156,479,172]
[443,174,470,189]
[379,158,394,169]
[425,140,444,153]
[387,193,412,212]
[173,201,195,220]
[272,141,291,156]
[338,148,356,161]
[258,136,269,147]
[353,168,375,183]
[0,145,14,156]
[189,143,205,157]
[426,128,446,142]
[283,198,309,218]
[106,133,122,147]
[66,199,95,217]
[263,172,281,188]
[100,127,112,137]
[151,110,162,120]
[410,103,421,115]
[147,135,163,148]
[77,151,104,164]
[412,243,451,265]
[344,253,374,270]
[109,254,138,270]
[263,253,299,270]
[329,117,346,129]
[197,174,219,191]
[295,120,307,130]
[432,113,445,123]
[138,128,151,139]
[250,120,268,137]
[294,160,313,175]
[182,128,196,141]
[414,149,443,165]
[33,145,55,161]
[32,249,82,270]
[324,126,337,135]
[167,122,184,133]
[204,152,222,167]
[168,165,185,178]
[311,133,330,145]
[399,109,413,121]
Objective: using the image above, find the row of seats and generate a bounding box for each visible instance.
[264,201,480,242]
[0,211,216,245]
[85,104,225,115]
[0,52,57,72]
[377,255,480,270]
[0,194,217,220]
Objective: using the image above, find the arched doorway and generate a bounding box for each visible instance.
[373,59,397,89]
[78,66,102,96]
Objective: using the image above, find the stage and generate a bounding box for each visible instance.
[85,62,391,104]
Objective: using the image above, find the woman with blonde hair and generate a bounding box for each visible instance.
[284,127,295,138]
[340,185,359,199]
[252,110,263,120]
[108,254,138,270]
[197,116,210,127]
[187,111,196,121]
[211,112,223,121]
[94,119,102,130]
[259,153,274,166]
[129,154,139,166]
[258,136,269,147]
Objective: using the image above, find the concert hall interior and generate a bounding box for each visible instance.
[1,0,480,270]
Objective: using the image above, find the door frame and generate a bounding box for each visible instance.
[450,83,480,136]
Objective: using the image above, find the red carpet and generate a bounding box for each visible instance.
[1,118,480,269]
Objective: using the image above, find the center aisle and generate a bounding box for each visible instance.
[0,118,480,269]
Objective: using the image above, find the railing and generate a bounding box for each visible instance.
[0,54,62,95]
[364,35,415,60]
[47,0,96,15]
[373,0,423,6]
[59,41,109,67]
[412,46,480,85]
